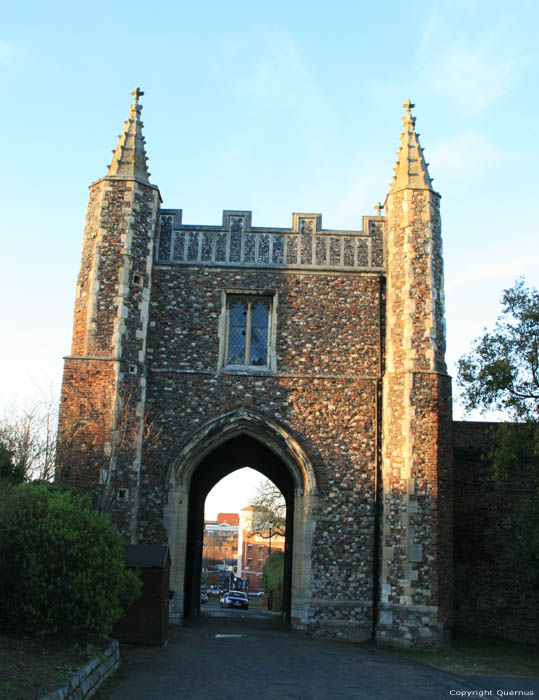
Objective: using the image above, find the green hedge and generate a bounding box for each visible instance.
[263,551,284,612]
[0,482,141,637]
[263,550,284,592]
[0,443,24,484]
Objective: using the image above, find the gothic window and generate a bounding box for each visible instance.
[221,292,276,370]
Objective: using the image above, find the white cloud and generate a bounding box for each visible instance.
[335,163,391,229]
[415,6,533,114]
[446,255,539,294]
[0,40,14,64]
[247,38,309,96]
[214,32,315,105]
[230,34,333,133]
[429,130,503,178]
[430,45,518,113]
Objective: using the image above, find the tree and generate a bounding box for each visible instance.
[0,443,24,485]
[457,277,539,579]
[457,277,539,421]
[203,529,237,569]
[0,392,58,482]
[249,478,286,537]
[0,482,141,637]
[262,550,284,612]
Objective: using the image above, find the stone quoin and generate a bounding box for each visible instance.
[57,91,454,649]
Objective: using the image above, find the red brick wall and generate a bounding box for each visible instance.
[216,513,239,526]
[56,358,116,490]
[240,532,285,590]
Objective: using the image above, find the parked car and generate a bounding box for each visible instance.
[219,590,249,610]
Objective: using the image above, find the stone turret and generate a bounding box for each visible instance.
[378,100,453,649]
[56,89,161,542]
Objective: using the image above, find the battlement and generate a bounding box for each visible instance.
[156,209,384,271]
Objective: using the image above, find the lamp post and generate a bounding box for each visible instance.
[268,519,274,556]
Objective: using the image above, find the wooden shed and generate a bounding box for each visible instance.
[113,545,171,646]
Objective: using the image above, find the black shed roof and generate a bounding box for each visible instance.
[124,544,170,568]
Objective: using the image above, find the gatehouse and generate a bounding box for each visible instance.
[57,91,453,649]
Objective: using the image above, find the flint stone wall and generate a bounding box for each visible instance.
[141,265,382,635]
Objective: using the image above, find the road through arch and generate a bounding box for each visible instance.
[164,409,319,629]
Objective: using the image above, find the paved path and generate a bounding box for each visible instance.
[105,606,539,700]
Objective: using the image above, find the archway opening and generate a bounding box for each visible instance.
[183,434,295,620]
[202,469,286,603]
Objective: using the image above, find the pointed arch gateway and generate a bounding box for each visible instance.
[163,409,319,627]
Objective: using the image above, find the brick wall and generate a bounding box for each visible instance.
[56,358,116,491]
[453,421,539,644]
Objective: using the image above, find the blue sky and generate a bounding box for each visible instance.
[1,0,538,513]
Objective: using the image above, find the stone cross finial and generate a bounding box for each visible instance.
[131,87,144,105]
[402,98,415,114]
[374,202,384,216]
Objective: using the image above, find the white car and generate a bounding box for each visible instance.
[219,590,249,609]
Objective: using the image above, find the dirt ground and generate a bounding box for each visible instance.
[0,631,108,700]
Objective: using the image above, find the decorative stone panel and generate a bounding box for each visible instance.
[156,210,383,272]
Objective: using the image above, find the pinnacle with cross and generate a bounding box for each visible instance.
[374,202,384,216]
[107,88,150,182]
[131,87,144,105]
[402,98,415,115]
[391,98,433,191]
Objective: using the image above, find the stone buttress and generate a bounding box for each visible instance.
[378,101,453,649]
[56,89,160,541]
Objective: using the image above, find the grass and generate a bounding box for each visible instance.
[387,631,539,677]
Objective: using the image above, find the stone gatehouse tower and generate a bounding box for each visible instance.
[57,90,453,649]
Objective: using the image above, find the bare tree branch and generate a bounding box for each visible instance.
[0,390,59,482]
[249,479,286,537]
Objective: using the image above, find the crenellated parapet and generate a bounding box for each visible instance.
[156,210,384,271]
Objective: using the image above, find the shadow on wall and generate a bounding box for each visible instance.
[453,421,539,644]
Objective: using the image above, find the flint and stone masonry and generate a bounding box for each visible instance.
[57,91,453,649]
